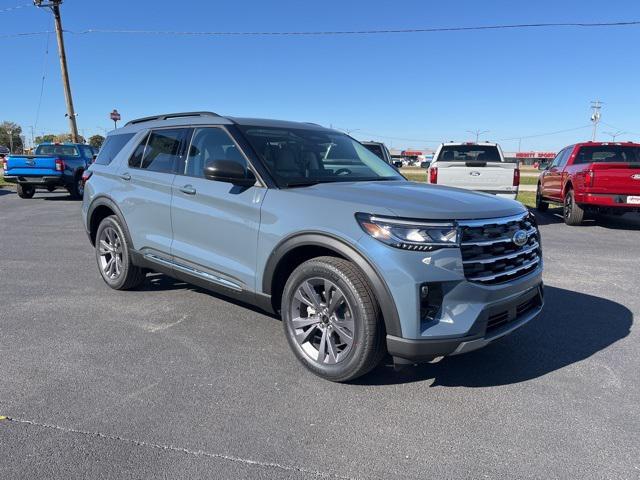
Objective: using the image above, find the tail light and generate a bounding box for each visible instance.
[584,170,595,187]
[81,170,93,185]
[513,168,520,187]
[55,158,65,172]
[1,157,7,171]
[429,167,438,184]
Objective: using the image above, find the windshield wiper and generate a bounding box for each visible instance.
[284,180,321,188]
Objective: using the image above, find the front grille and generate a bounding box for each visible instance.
[459,212,541,285]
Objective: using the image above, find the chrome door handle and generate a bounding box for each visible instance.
[119,173,131,181]
[179,185,196,195]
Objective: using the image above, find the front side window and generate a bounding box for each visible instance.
[238,126,402,187]
[95,133,135,165]
[184,127,247,178]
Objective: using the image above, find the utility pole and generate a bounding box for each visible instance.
[603,130,626,142]
[7,130,14,153]
[590,100,602,141]
[466,129,489,143]
[34,0,79,143]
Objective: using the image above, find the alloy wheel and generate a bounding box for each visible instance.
[564,193,573,219]
[98,226,123,279]
[289,277,355,365]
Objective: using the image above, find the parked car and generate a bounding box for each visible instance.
[427,142,520,199]
[2,142,95,199]
[82,111,543,382]
[536,141,640,225]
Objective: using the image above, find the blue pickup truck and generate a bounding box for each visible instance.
[2,143,96,199]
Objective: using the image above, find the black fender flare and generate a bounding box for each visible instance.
[86,195,134,248]
[262,232,402,337]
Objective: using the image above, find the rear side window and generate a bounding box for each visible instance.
[575,146,640,164]
[132,129,189,173]
[94,133,134,165]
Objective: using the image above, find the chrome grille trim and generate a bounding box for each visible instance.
[461,227,536,247]
[466,257,540,282]
[462,241,540,264]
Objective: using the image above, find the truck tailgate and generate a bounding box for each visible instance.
[435,162,516,192]
[590,162,640,194]
[5,155,58,175]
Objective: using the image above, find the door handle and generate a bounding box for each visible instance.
[179,184,196,195]
[119,172,131,181]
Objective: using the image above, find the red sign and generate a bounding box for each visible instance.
[515,151,556,159]
[110,109,121,121]
[402,150,422,156]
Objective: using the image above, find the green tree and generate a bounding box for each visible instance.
[0,121,24,153]
[35,134,56,145]
[88,134,105,149]
[53,133,85,144]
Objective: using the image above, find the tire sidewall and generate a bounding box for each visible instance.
[95,216,133,289]
[282,260,372,380]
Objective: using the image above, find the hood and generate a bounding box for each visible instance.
[289,180,526,220]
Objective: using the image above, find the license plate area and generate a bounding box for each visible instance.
[626,195,640,204]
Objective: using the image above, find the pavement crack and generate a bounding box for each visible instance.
[4,416,356,479]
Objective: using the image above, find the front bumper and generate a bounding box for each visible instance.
[387,282,544,362]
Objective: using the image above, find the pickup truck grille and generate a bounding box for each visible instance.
[459,212,541,285]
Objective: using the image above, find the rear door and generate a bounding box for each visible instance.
[112,127,190,257]
[170,126,264,292]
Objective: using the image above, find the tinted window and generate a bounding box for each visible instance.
[35,145,79,156]
[94,134,135,165]
[129,133,150,168]
[363,143,384,159]
[140,129,188,173]
[436,145,501,162]
[575,145,640,164]
[184,127,247,178]
[238,126,401,187]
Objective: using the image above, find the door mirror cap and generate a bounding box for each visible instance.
[203,159,256,187]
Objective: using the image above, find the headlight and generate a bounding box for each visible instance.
[356,213,459,251]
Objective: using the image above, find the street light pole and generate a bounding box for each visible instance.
[466,129,490,143]
[603,130,626,141]
[34,0,79,143]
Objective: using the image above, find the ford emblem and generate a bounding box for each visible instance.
[469,171,481,176]
[632,174,640,180]
[512,230,528,247]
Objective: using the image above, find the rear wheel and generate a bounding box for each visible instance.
[95,215,145,290]
[69,173,84,199]
[16,184,35,199]
[535,184,549,212]
[282,256,385,382]
[563,189,585,226]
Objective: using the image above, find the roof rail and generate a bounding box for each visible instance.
[124,111,220,126]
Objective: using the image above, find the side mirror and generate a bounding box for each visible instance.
[538,161,549,170]
[420,161,430,169]
[393,160,403,168]
[204,159,256,187]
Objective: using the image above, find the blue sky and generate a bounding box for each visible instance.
[2,0,639,151]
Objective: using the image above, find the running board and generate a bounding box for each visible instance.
[143,253,243,292]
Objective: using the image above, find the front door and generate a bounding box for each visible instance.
[170,126,265,292]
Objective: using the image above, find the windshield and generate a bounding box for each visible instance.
[238,126,403,187]
[36,145,79,157]
[436,145,501,162]
[575,146,640,164]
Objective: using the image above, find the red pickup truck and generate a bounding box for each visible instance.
[536,141,640,225]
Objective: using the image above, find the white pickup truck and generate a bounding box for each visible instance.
[426,142,519,199]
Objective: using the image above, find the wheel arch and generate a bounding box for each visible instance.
[87,196,134,248]
[263,232,402,337]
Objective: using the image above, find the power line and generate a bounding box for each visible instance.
[498,125,591,141]
[33,32,51,134]
[2,20,640,38]
[0,3,31,14]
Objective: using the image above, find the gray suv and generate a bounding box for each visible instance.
[82,111,543,382]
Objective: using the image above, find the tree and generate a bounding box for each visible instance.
[34,133,86,145]
[88,134,105,149]
[35,134,56,145]
[0,121,24,153]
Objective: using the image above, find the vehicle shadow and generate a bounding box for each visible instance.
[532,208,640,230]
[357,286,632,387]
[0,187,13,196]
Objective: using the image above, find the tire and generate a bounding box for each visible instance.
[16,184,35,199]
[563,189,585,226]
[69,172,84,200]
[282,256,385,382]
[535,184,549,212]
[95,215,146,290]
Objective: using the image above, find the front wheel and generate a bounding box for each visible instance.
[95,215,146,290]
[16,184,35,199]
[535,184,549,212]
[563,189,585,226]
[282,256,384,382]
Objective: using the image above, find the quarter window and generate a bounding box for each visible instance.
[94,135,134,165]
[184,127,248,178]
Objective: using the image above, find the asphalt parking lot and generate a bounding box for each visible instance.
[1,188,638,479]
